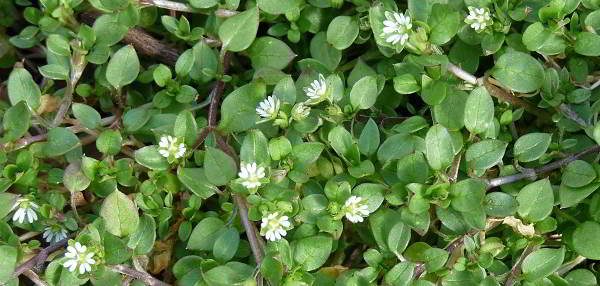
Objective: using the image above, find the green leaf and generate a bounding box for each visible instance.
[127,214,156,255]
[421,80,450,106]
[328,126,360,165]
[63,162,91,193]
[573,221,600,259]
[521,247,565,281]
[100,189,140,237]
[189,0,218,9]
[464,86,494,134]
[134,146,169,171]
[565,269,597,286]
[293,235,332,271]
[177,168,219,199]
[358,119,380,156]
[46,34,71,56]
[491,51,544,93]
[397,152,430,184]
[96,130,122,156]
[310,32,342,71]
[72,103,102,129]
[219,7,259,52]
[8,67,41,110]
[174,110,198,147]
[187,217,225,251]
[106,45,140,89]
[450,179,486,213]
[0,245,17,284]
[213,228,240,262]
[513,133,552,163]
[39,64,69,80]
[248,37,295,70]
[203,262,254,286]
[350,76,378,110]
[240,129,270,165]
[484,192,518,217]
[326,16,359,50]
[428,4,460,45]
[559,182,600,208]
[384,262,415,286]
[44,127,80,157]
[218,82,266,133]
[562,160,597,188]
[393,74,420,94]
[257,0,295,15]
[574,32,600,56]
[292,142,325,168]
[517,179,554,222]
[2,101,31,142]
[425,124,454,171]
[204,147,237,186]
[465,139,507,171]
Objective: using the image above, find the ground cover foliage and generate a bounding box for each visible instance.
[2,0,600,285]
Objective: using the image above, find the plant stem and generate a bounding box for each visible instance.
[139,0,195,12]
[487,144,600,189]
[447,63,480,85]
[504,244,538,286]
[13,237,70,277]
[108,265,170,286]
[23,270,49,286]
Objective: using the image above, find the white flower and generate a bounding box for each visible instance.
[465,6,492,32]
[291,102,311,121]
[11,197,39,224]
[304,74,328,103]
[260,212,292,241]
[238,162,266,189]
[158,135,186,159]
[256,96,281,120]
[343,196,370,223]
[63,242,96,275]
[43,225,68,243]
[380,11,412,45]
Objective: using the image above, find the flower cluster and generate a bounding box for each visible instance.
[63,242,97,274]
[238,162,266,189]
[260,212,292,242]
[343,196,370,223]
[465,6,493,32]
[381,11,412,45]
[11,197,39,224]
[158,135,186,160]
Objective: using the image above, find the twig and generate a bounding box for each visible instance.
[233,195,265,264]
[139,0,194,12]
[13,237,69,276]
[108,265,170,286]
[484,79,552,120]
[19,231,41,241]
[413,235,467,279]
[51,44,87,127]
[80,13,181,66]
[558,103,589,127]
[556,255,586,275]
[23,270,49,286]
[0,116,116,152]
[487,144,600,189]
[448,151,463,183]
[447,63,480,85]
[505,244,538,286]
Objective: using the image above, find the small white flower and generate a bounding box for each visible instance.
[465,6,492,32]
[238,162,266,189]
[43,225,68,243]
[256,96,281,120]
[304,74,328,103]
[260,212,292,241]
[11,197,39,224]
[63,242,96,275]
[291,102,311,121]
[343,196,370,223]
[380,11,412,45]
[158,135,186,159]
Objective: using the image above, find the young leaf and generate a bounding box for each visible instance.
[517,179,554,222]
[425,124,454,171]
[464,87,494,134]
[100,189,140,237]
[8,67,41,110]
[204,147,237,186]
[219,7,259,52]
[106,45,140,89]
